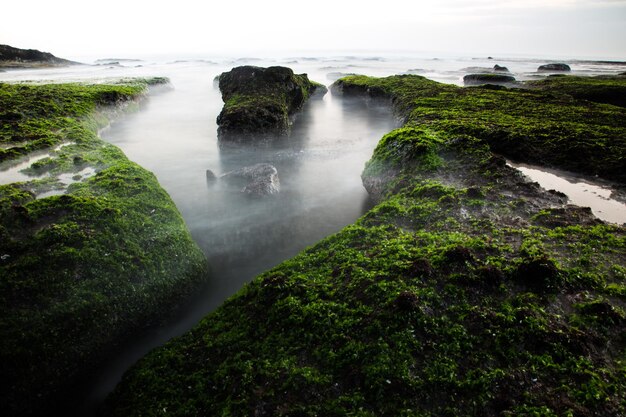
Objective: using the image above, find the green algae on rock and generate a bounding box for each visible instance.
[527,75,626,108]
[103,75,625,416]
[216,66,327,141]
[463,73,517,86]
[334,74,626,183]
[0,80,209,416]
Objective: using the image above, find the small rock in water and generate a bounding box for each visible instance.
[537,63,571,72]
[493,64,509,72]
[210,163,280,197]
[206,169,217,182]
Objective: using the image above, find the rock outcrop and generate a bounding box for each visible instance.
[463,73,516,86]
[216,66,327,140]
[0,44,78,68]
[538,63,571,72]
[207,163,280,196]
[493,64,509,72]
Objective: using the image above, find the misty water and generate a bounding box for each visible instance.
[1,54,625,414]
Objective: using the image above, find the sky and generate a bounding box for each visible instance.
[2,0,625,59]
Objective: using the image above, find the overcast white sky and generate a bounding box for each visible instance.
[2,0,625,59]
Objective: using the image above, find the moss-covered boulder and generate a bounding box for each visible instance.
[103,75,626,416]
[0,80,209,416]
[216,66,327,140]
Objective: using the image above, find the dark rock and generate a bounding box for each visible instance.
[578,301,624,325]
[218,163,280,197]
[395,291,419,311]
[493,64,509,72]
[466,186,485,199]
[477,266,504,288]
[464,73,516,86]
[408,258,433,278]
[444,246,476,264]
[216,66,326,140]
[532,206,601,228]
[515,256,562,292]
[538,63,571,72]
[0,44,78,68]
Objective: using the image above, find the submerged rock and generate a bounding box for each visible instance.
[216,66,327,141]
[463,73,516,86]
[211,163,280,196]
[538,63,571,72]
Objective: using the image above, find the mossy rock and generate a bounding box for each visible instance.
[527,75,626,107]
[464,73,516,86]
[216,66,327,140]
[104,74,626,415]
[335,74,626,183]
[0,81,209,416]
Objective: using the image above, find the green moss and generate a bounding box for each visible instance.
[0,80,209,416]
[526,75,626,107]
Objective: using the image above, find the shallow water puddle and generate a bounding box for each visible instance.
[0,141,30,150]
[508,161,626,224]
[0,151,55,185]
[0,143,74,185]
[36,167,98,199]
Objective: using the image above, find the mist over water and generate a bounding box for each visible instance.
[94,65,395,416]
[1,53,625,414]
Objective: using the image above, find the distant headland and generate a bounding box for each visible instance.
[0,44,79,68]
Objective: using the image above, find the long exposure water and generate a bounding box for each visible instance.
[1,53,625,414]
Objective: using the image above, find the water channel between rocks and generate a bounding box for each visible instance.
[76,68,397,414]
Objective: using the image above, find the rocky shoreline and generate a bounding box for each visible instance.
[0,44,79,68]
[102,74,626,415]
